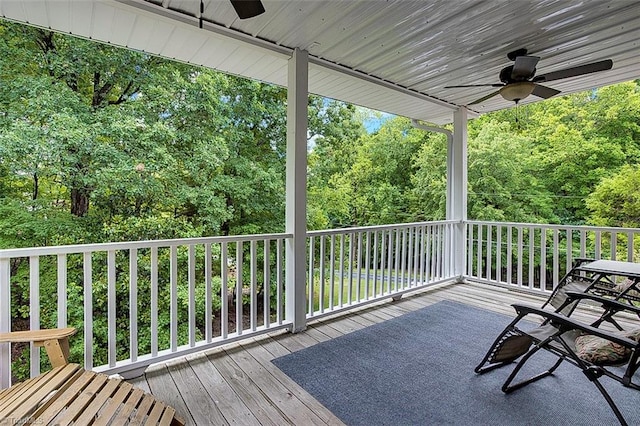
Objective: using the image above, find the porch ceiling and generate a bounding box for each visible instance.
[1,0,639,124]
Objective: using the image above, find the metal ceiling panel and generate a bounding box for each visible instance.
[0,0,638,125]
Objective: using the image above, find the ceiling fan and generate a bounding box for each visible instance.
[229,0,265,19]
[445,48,613,105]
[200,0,265,26]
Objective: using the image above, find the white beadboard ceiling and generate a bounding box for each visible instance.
[1,0,638,124]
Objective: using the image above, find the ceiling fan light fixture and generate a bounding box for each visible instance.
[499,82,534,102]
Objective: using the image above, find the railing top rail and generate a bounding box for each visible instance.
[307,220,459,237]
[466,220,640,234]
[0,233,293,259]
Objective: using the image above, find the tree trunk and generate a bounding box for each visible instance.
[32,172,38,200]
[71,188,90,217]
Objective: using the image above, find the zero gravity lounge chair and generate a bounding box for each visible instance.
[475,292,640,426]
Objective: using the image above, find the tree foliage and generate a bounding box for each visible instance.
[1,20,640,376]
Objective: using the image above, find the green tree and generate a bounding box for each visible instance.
[586,165,640,228]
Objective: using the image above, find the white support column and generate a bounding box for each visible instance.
[451,107,468,279]
[285,48,308,332]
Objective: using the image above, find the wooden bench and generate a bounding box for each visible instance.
[0,329,184,425]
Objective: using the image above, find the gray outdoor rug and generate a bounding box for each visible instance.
[272,300,639,425]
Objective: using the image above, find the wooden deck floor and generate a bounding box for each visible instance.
[125,282,553,425]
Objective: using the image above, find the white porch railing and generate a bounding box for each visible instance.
[466,221,640,294]
[0,233,290,387]
[0,220,458,387]
[306,221,457,319]
[3,219,638,388]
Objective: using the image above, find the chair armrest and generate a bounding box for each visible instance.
[0,328,76,367]
[0,328,76,343]
[564,291,640,316]
[572,257,595,268]
[512,304,638,349]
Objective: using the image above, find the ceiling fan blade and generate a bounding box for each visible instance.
[229,0,265,19]
[511,56,540,80]
[531,84,561,99]
[533,59,613,83]
[445,84,504,88]
[468,90,501,105]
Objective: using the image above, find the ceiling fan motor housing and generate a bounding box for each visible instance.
[500,65,536,84]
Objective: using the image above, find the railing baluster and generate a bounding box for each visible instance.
[380,231,387,294]
[627,231,634,261]
[319,236,325,312]
[264,239,270,328]
[308,236,314,315]
[236,241,243,336]
[276,239,283,324]
[419,226,425,285]
[188,245,196,346]
[29,256,40,377]
[107,250,117,366]
[476,224,483,280]
[486,224,492,282]
[170,246,178,351]
[0,258,10,388]
[406,228,413,288]
[339,234,345,307]
[83,252,93,370]
[506,226,513,285]
[517,227,523,287]
[566,228,573,271]
[151,247,158,357]
[552,229,559,289]
[540,228,547,291]
[372,231,379,296]
[356,232,363,301]
[436,225,443,279]
[57,254,67,329]
[611,232,617,261]
[401,228,408,288]
[467,224,474,277]
[595,231,601,260]
[387,230,393,293]
[250,240,257,331]
[130,249,138,361]
[495,226,502,283]
[348,232,354,303]
[413,226,420,286]
[221,242,229,337]
[329,235,335,309]
[425,225,432,283]
[364,231,371,298]
[205,243,212,343]
[528,227,534,290]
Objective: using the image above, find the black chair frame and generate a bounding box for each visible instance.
[475,293,640,426]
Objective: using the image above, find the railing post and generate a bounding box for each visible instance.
[0,259,10,388]
[285,48,308,332]
[451,107,468,280]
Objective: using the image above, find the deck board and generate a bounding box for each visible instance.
[145,365,195,425]
[128,282,564,425]
[206,346,293,426]
[185,352,260,426]
[166,358,229,426]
